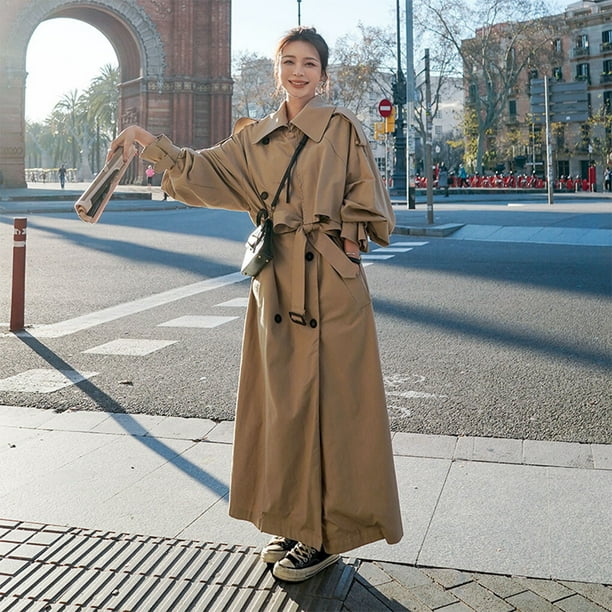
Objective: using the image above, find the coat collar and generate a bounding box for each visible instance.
[250,96,336,144]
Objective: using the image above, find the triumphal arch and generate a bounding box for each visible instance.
[0,0,232,187]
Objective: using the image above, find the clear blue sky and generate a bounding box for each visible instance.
[25,0,567,122]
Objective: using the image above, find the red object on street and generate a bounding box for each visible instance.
[378,98,393,118]
[10,217,27,332]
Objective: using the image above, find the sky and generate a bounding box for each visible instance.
[25,0,568,122]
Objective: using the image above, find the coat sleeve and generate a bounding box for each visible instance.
[140,133,261,214]
[338,115,395,249]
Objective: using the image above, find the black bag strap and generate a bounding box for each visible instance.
[259,134,308,222]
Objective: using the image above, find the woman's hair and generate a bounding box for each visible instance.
[274,26,329,89]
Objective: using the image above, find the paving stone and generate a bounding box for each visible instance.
[472,573,527,598]
[409,582,459,608]
[436,603,474,612]
[507,590,561,611]
[422,567,472,590]
[560,582,612,609]
[514,576,574,602]
[376,561,433,587]
[344,580,393,611]
[375,580,433,612]
[356,561,394,587]
[451,581,514,612]
[555,594,609,612]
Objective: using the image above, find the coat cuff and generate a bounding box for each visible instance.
[140,134,182,173]
[340,222,368,252]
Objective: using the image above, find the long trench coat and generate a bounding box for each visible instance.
[142,95,403,554]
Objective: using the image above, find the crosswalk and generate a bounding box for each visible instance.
[0,240,428,394]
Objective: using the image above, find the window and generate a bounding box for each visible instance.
[554,38,562,53]
[604,91,611,112]
[508,100,517,117]
[576,63,590,82]
[576,34,589,49]
[529,68,538,80]
[553,67,563,81]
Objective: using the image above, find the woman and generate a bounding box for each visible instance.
[108,26,402,583]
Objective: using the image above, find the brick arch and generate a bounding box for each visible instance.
[0,0,232,187]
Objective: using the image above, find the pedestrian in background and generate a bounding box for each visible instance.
[438,162,449,197]
[108,26,402,583]
[145,164,155,188]
[58,164,67,189]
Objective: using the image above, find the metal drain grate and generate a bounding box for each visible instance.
[0,520,356,611]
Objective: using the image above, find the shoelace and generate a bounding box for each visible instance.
[289,542,318,564]
[270,536,291,546]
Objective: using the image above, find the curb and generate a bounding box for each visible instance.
[393,223,465,237]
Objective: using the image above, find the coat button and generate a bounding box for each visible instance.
[309,319,317,328]
[305,251,314,261]
[260,191,269,200]
[262,137,270,145]
[274,314,282,323]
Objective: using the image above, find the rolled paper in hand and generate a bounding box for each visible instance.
[74,147,136,223]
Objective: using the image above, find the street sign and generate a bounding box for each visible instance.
[529,79,589,123]
[378,98,393,118]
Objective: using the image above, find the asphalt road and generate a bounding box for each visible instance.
[0,205,609,443]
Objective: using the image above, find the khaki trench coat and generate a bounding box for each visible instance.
[142,96,403,554]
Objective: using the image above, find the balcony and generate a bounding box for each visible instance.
[575,74,590,84]
[601,73,612,84]
[571,47,590,58]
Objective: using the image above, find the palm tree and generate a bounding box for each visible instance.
[85,64,119,171]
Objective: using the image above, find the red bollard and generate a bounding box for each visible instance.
[10,217,27,332]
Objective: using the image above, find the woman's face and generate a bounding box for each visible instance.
[277,40,324,103]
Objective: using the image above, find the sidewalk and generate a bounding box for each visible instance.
[1,184,611,248]
[1,406,611,610]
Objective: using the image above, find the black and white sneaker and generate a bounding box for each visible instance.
[260,536,298,564]
[272,542,340,582]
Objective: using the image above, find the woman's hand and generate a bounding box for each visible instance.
[106,125,156,163]
[343,238,361,265]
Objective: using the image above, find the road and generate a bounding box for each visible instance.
[0,203,610,443]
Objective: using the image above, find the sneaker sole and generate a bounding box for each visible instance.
[272,553,340,582]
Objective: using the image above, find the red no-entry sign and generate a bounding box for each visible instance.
[378,98,393,118]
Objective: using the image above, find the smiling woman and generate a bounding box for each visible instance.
[25,18,117,123]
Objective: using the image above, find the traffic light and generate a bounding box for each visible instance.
[374,122,385,141]
[385,107,396,133]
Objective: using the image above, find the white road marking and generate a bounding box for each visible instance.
[362,254,395,260]
[391,241,429,246]
[373,247,414,253]
[83,339,177,356]
[0,369,98,393]
[158,315,239,329]
[2,272,247,339]
[216,297,249,308]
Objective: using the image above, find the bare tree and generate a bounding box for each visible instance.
[329,24,396,121]
[416,0,565,172]
[231,53,280,123]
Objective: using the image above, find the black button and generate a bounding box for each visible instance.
[274,314,282,323]
[260,191,269,200]
[262,137,270,145]
[305,251,314,261]
[309,319,317,328]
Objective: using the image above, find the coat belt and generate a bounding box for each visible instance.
[284,222,359,324]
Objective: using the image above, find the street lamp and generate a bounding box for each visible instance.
[297,0,302,25]
[390,0,406,198]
